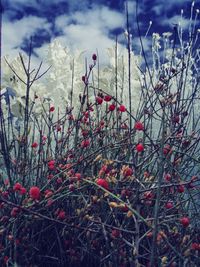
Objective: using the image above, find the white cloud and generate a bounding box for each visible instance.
[56,6,125,32]
[2,15,51,57]
[2,4,126,66]
[54,6,126,64]
[160,15,190,30]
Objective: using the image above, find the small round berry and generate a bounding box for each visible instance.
[31,142,38,148]
[92,54,97,61]
[96,178,109,190]
[109,104,116,111]
[118,105,126,112]
[136,143,144,152]
[165,202,173,209]
[163,144,171,155]
[81,139,90,148]
[104,95,112,102]
[180,217,190,227]
[96,96,103,105]
[134,121,144,131]
[164,173,171,182]
[177,184,184,193]
[13,182,22,191]
[49,106,55,112]
[19,187,27,195]
[57,210,66,220]
[123,167,133,177]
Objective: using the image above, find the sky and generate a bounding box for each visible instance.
[1,0,199,64]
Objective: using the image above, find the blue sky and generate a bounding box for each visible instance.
[1,0,199,63]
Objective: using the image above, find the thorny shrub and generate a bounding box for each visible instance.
[0,2,200,267]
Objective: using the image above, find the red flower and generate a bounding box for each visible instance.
[96,178,109,190]
[29,186,40,200]
[134,121,144,131]
[31,142,38,148]
[92,54,97,61]
[81,139,90,148]
[180,217,190,227]
[104,95,112,102]
[49,106,55,112]
[136,143,144,152]
[13,182,22,191]
[96,96,103,105]
[118,105,126,112]
[109,104,116,111]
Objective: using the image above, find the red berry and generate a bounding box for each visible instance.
[75,173,81,180]
[92,54,97,61]
[109,104,116,111]
[177,184,184,193]
[56,125,61,132]
[48,160,55,166]
[11,207,19,217]
[96,96,103,105]
[118,105,126,112]
[191,243,200,251]
[19,187,27,195]
[57,210,66,220]
[163,144,171,155]
[29,186,40,200]
[111,229,120,238]
[44,189,53,198]
[123,167,133,177]
[144,191,154,199]
[104,95,112,102]
[164,173,171,182]
[81,139,90,148]
[69,184,75,191]
[49,106,55,112]
[165,202,173,209]
[134,121,144,131]
[180,217,190,227]
[4,256,9,264]
[31,142,38,148]
[96,178,109,190]
[57,178,62,184]
[136,143,144,152]
[4,179,9,186]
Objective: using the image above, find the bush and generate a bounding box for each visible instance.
[0,3,200,267]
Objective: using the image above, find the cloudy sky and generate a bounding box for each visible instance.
[1,0,199,63]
